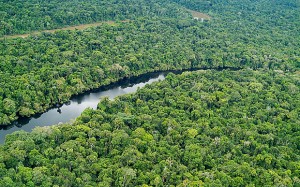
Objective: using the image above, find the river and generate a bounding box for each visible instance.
[0,67,242,144]
[0,72,166,144]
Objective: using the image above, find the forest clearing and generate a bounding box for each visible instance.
[1,20,129,39]
[187,9,211,20]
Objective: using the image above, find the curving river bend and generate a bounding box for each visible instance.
[0,72,166,144]
[0,67,241,144]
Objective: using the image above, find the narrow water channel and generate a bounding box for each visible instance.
[0,72,166,144]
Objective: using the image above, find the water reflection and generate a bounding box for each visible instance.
[0,67,241,143]
[0,72,165,143]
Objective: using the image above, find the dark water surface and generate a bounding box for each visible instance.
[0,72,166,143]
[0,67,241,144]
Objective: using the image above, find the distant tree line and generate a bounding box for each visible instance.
[0,0,188,36]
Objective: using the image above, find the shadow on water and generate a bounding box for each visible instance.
[0,67,241,143]
[0,71,167,143]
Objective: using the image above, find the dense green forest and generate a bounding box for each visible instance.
[0,0,299,124]
[0,0,300,186]
[1,70,299,186]
[0,0,189,36]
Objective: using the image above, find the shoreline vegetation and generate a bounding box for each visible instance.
[0,67,242,130]
[0,0,299,185]
[1,69,299,186]
[0,11,298,126]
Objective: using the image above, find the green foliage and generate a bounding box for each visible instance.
[0,0,299,124]
[0,0,188,36]
[0,0,299,185]
[0,70,299,186]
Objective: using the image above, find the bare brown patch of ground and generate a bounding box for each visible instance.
[187,9,211,20]
[1,20,129,39]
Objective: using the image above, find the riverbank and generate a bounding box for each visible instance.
[0,67,242,143]
[3,66,242,125]
[0,72,165,144]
